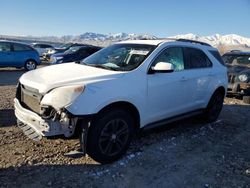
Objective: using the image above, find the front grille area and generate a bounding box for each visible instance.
[18,84,42,114]
[228,74,236,84]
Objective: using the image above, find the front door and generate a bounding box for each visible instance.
[146,47,193,123]
[0,42,13,67]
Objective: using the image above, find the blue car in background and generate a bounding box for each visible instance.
[49,45,101,64]
[0,41,41,71]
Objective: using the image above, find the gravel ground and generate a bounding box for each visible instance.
[0,69,250,187]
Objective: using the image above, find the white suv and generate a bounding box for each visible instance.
[14,39,228,163]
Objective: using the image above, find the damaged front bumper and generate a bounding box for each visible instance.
[14,98,76,141]
[227,82,250,96]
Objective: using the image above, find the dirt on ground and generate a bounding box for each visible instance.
[0,69,250,188]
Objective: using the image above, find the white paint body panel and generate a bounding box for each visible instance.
[18,40,228,129]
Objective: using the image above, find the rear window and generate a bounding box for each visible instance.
[209,50,225,66]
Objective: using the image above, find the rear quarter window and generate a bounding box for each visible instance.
[210,50,225,66]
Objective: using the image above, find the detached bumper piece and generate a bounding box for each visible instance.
[17,120,42,141]
[227,82,250,96]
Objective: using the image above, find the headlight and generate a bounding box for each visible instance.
[49,49,56,54]
[238,74,248,82]
[41,85,85,110]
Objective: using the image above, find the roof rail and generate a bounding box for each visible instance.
[139,37,212,47]
[176,38,211,47]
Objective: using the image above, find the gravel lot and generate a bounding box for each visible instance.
[0,68,250,188]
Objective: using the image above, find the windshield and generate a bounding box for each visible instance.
[81,43,156,71]
[64,46,82,54]
[222,55,250,66]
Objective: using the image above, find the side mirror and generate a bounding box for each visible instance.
[150,62,174,73]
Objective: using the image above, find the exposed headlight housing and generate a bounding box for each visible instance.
[41,85,85,110]
[48,49,56,54]
[238,74,248,82]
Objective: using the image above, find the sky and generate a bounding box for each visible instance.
[0,0,250,38]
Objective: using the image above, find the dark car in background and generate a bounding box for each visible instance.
[49,45,101,64]
[0,40,41,70]
[43,43,85,61]
[222,50,250,103]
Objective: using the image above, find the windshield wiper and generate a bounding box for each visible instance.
[88,64,120,71]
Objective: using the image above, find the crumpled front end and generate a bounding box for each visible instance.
[227,73,250,96]
[14,83,77,141]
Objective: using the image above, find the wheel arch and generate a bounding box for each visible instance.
[25,58,37,64]
[214,86,226,96]
[96,101,141,132]
[206,85,226,107]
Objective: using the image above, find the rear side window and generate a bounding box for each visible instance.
[184,47,212,69]
[13,44,32,51]
[209,50,225,66]
[0,42,11,52]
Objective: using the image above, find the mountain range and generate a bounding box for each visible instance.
[1,32,250,47]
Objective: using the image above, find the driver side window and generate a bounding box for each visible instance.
[153,47,184,71]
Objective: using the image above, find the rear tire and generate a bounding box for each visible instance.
[86,108,135,164]
[203,90,224,123]
[243,95,250,104]
[24,60,37,71]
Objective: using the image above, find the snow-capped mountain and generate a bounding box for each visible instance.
[171,33,250,47]
[1,32,250,48]
[59,32,157,42]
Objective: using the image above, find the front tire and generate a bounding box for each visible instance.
[24,60,37,71]
[86,108,135,164]
[203,90,224,123]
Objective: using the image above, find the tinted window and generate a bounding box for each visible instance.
[152,47,184,71]
[185,48,212,69]
[88,47,100,53]
[33,44,40,48]
[13,44,32,51]
[78,48,89,56]
[209,50,225,66]
[41,44,52,48]
[0,42,11,52]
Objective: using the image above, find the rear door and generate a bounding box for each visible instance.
[12,43,33,67]
[0,42,13,67]
[183,47,214,108]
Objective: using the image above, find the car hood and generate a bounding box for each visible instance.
[227,65,250,74]
[19,63,124,94]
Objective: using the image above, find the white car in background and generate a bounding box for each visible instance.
[32,43,54,57]
[14,39,228,164]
